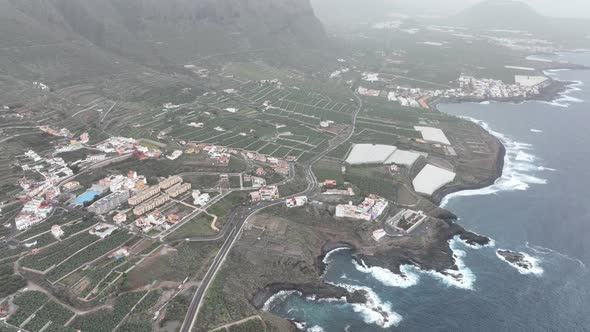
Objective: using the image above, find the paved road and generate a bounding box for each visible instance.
[179,93,363,332]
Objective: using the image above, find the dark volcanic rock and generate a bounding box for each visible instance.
[497,249,533,270]
[357,219,491,274]
[459,231,492,247]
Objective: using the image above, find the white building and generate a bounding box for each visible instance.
[414,126,451,145]
[515,75,548,87]
[372,229,387,241]
[384,150,422,167]
[15,198,52,230]
[412,164,456,196]
[89,223,117,239]
[192,190,210,206]
[51,225,64,238]
[286,196,308,208]
[167,150,184,160]
[345,144,398,165]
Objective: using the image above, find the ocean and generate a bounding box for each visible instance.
[263,52,590,332]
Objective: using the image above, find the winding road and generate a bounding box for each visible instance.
[179,93,363,332]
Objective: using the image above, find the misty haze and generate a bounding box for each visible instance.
[0,0,589,331]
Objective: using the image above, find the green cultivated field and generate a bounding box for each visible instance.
[70,291,146,332]
[7,291,49,327]
[20,233,100,272]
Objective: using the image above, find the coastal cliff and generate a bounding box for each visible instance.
[194,113,507,330]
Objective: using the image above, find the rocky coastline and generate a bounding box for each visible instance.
[250,68,582,319]
[252,117,507,316]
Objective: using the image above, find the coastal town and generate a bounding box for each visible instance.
[356,72,554,109]
[0,1,587,331]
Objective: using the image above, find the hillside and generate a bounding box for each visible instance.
[452,0,546,31]
[0,0,326,82]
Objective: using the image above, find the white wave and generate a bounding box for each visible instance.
[515,150,536,162]
[317,296,347,303]
[353,259,420,288]
[293,321,306,330]
[539,100,569,108]
[307,325,325,332]
[441,118,548,207]
[480,101,490,105]
[326,281,403,328]
[421,237,476,290]
[262,290,302,311]
[322,247,351,265]
[525,242,589,272]
[541,71,585,107]
[496,250,543,276]
[530,129,543,133]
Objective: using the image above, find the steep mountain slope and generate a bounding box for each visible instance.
[310,0,398,26]
[0,0,326,82]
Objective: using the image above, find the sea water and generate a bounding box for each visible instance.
[265,52,590,331]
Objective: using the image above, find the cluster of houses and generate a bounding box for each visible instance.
[285,196,308,208]
[134,210,179,233]
[39,125,71,138]
[99,137,162,160]
[180,143,233,166]
[249,185,280,202]
[14,198,53,230]
[320,180,355,196]
[14,149,78,230]
[457,75,548,99]
[244,152,290,175]
[357,70,550,109]
[243,174,267,188]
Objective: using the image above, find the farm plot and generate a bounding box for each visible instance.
[20,233,100,272]
[64,256,128,299]
[7,291,49,327]
[46,231,135,283]
[22,301,75,332]
[69,291,147,332]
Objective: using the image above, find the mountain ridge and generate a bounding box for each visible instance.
[0,0,326,81]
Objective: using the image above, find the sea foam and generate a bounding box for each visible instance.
[322,247,351,265]
[353,259,420,288]
[353,237,477,290]
[326,281,403,328]
[262,290,302,312]
[441,118,548,207]
[542,70,585,107]
[420,237,476,290]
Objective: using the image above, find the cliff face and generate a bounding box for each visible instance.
[1,0,326,66]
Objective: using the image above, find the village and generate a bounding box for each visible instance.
[6,112,459,259]
[356,72,552,108]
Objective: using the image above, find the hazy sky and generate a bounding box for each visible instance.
[403,0,590,18]
[311,0,590,20]
[521,0,590,18]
